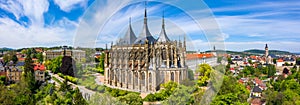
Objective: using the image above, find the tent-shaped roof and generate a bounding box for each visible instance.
[134,7,156,44]
[157,15,170,43]
[120,18,137,45]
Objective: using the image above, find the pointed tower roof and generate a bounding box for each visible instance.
[122,18,137,45]
[265,44,268,49]
[134,2,156,44]
[157,12,170,43]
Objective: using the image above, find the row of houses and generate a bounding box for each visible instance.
[0,61,45,83]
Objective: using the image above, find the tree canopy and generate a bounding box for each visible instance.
[196,64,213,86]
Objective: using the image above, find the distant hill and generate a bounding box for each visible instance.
[0,47,13,51]
[244,49,291,55]
[204,49,292,56]
[206,50,244,54]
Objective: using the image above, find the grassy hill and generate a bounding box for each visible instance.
[244,49,291,55]
[204,49,292,56]
[0,47,13,51]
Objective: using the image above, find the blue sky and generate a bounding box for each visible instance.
[0,0,299,52]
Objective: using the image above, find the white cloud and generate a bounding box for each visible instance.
[0,0,78,48]
[212,1,300,13]
[0,0,23,19]
[0,17,75,48]
[53,0,88,12]
[20,0,49,26]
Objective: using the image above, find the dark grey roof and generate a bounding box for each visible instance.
[157,17,170,43]
[120,19,137,45]
[284,57,295,61]
[253,86,262,93]
[134,8,156,44]
[283,68,289,74]
[16,62,25,67]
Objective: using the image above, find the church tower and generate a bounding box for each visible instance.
[265,44,269,57]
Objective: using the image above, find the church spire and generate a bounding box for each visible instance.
[134,1,156,44]
[157,10,170,43]
[144,1,147,25]
[121,17,137,45]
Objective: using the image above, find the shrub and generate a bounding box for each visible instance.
[96,85,106,93]
[143,93,156,102]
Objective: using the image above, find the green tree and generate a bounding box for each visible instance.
[118,93,143,105]
[88,93,123,105]
[160,81,178,99]
[217,57,223,63]
[0,84,16,104]
[248,59,253,65]
[191,87,205,104]
[267,65,276,77]
[143,93,156,102]
[187,69,194,80]
[162,85,194,105]
[297,58,300,65]
[212,76,249,104]
[24,51,34,74]
[36,52,44,63]
[11,54,18,64]
[46,56,63,73]
[0,76,5,84]
[13,75,35,104]
[23,51,37,92]
[3,51,16,64]
[59,77,71,92]
[196,64,213,86]
[73,87,87,105]
[98,53,105,70]
[273,58,277,64]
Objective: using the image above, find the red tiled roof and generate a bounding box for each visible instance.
[250,55,257,60]
[254,77,263,85]
[238,79,244,84]
[277,59,283,62]
[0,72,6,76]
[186,53,214,60]
[18,58,25,61]
[247,85,251,90]
[34,64,45,71]
[35,48,43,52]
[251,98,262,105]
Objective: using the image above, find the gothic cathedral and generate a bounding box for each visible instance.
[104,8,188,93]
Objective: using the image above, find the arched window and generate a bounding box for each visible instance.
[179,72,182,81]
[134,72,138,89]
[149,72,152,84]
[171,72,175,81]
[141,72,145,86]
[122,71,125,83]
[126,71,132,84]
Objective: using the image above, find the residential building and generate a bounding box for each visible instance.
[186,53,217,71]
[6,66,22,83]
[251,86,262,98]
[34,64,45,81]
[44,49,86,62]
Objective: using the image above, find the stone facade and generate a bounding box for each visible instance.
[6,66,22,82]
[44,49,86,62]
[104,8,187,93]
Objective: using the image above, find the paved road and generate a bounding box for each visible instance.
[48,71,96,100]
[91,73,104,85]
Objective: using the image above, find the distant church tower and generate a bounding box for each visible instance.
[265,44,269,57]
[265,44,272,64]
